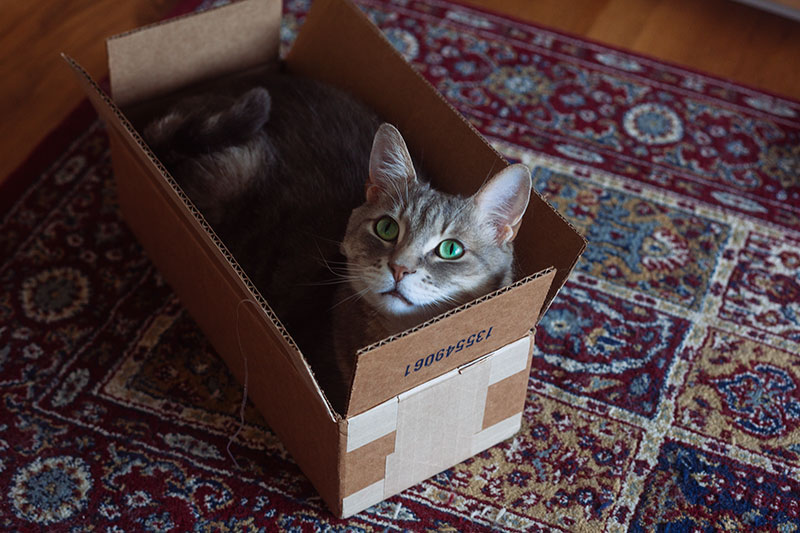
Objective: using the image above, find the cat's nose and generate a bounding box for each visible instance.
[389,262,416,282]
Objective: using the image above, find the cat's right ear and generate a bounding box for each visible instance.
[367,123,417,203]
[473,164,532,244]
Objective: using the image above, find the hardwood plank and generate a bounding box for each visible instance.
[0,0,179,186]
[733,0,800,22]
[629,0,800,91]
[461,0,800,99]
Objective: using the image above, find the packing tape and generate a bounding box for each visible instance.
[342,336,530,516]
[346,397,398,453]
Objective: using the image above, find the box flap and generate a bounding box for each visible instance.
[345,268,555,416]
[107,0,281,107]
[285,0,585,318]
[286,0,504,194]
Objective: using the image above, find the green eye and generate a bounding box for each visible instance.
[437,239,464,260]
[374,216,399,241]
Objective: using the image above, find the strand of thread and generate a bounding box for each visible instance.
[227,298,257,469]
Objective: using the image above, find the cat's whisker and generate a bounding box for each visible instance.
[418,292,461,312]
[309,239,337,275]
[329,286,371,310]
[318,258,365,268]
[298,277,360,287]
[313,260,349,276]
[303,232,343,247]
[441,294,466,307]
[313,258,366,276]
[309,240,366,278]
[478,159,500,191]
[387,176,405,208]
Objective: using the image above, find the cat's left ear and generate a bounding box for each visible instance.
[367,123,417,203]
[473,164,532,244]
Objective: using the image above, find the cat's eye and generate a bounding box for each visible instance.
[437,239,464,260]
[374,216,399,241]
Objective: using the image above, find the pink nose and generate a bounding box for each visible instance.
[389,262,415,282]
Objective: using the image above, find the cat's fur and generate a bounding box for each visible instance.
[144,73,531,413]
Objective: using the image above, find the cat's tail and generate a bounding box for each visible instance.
[143,87,272,225]
[144,87,272,157]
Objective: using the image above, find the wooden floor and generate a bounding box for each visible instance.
[1,0,799,186]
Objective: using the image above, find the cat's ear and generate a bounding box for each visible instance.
[473,164,532,244]
[367,123,417,203]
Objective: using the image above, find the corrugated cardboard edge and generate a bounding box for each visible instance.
[60,53,338,420]
[355,266,556,356]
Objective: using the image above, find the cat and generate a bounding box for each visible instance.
[143,72,531,413]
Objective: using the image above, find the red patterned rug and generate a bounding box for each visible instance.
[2,0,800,531]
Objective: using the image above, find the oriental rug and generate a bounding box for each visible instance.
[1,0,799,531]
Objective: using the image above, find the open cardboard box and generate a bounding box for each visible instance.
[63,0,585,517]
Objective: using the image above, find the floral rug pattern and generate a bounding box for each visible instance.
[1,0,799,531]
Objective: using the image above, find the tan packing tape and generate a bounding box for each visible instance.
[341,336,531,516]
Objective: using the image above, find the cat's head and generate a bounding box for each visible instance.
[341,123,531,331]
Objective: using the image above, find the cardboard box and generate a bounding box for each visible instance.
[63,0,585,517]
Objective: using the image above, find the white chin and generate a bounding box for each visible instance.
[379,292,419,316]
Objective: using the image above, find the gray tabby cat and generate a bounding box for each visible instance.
[144,73,531,413]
